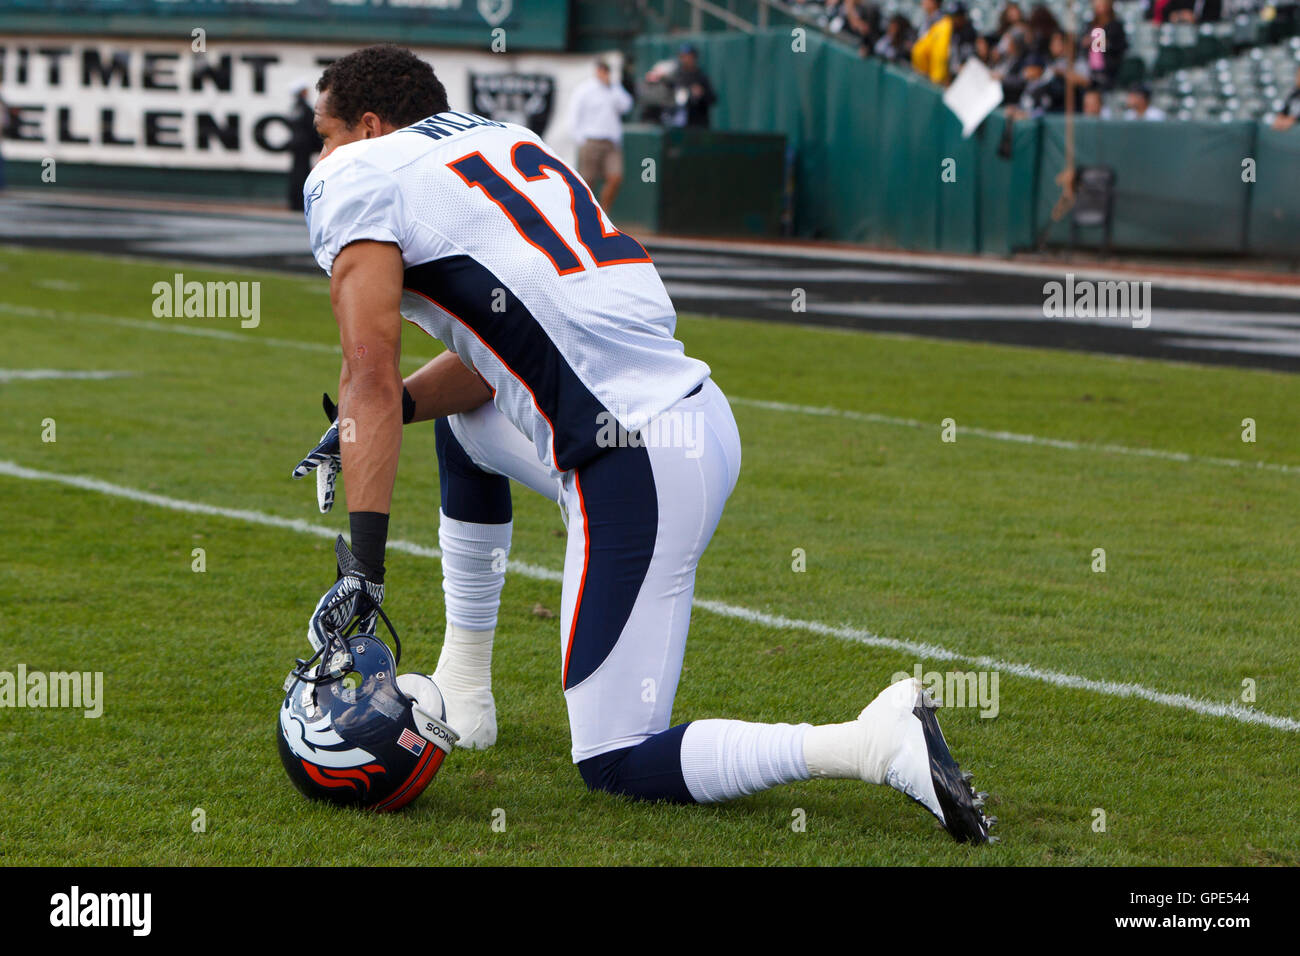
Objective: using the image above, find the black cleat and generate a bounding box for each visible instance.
[861,678,996,845]
[910,698,994,844]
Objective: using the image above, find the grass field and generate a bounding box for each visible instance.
[1,244,1298,866]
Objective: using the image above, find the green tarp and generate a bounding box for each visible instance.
[1035,117,1255,253]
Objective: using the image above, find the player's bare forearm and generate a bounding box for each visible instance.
[332,240,405,515]
[403,350,493,423]
[338,359,403,513]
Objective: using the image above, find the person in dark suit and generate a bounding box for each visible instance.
[668,43,717,128]
[0,86,16,194]
[287,82,322,211]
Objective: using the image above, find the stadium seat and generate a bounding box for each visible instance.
[1069,165,1117,257]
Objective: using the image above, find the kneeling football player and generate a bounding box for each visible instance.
[294,45,992,843]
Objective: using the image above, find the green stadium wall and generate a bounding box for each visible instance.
[610,126,786,238]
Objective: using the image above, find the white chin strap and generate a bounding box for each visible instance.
[397,673,460,754]
[412,705,459,754]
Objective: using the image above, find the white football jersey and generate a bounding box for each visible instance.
[305,110,710,473]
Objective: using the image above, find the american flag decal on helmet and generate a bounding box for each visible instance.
[397,728,426,756]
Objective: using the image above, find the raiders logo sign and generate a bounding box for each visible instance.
[477,0,514,27]
[469,72,556,135]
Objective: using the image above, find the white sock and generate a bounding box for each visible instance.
[679,719,812,803]
[433,622,494,694]
[802,710,902,785]
[438,509,511,632]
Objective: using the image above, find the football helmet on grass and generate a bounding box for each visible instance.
[277,592,458,811]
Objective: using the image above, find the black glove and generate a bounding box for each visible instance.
[307,536,384,651]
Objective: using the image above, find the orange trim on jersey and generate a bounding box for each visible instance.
[447,149,585,276]
[562,468,592,688]
[510,140,652,269]
[403,286,559,470]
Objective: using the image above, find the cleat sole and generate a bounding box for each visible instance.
[910,702,994,845]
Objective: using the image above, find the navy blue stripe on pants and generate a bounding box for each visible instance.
[563,441,659,690]
[435,417,512,524]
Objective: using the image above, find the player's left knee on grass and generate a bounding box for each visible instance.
[577,724,697,804]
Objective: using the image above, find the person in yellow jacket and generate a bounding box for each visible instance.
[911,2,972,86]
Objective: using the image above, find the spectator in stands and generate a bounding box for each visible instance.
[948,4,979,78]
[1124,83,1167,119]
[989,31,1032,102]
[1155,0,1222,23]
[874,14,917,63]
[286,81,321,212]
[660,43,716,128]
[1082,87,1110,115]
[1271,66,1300,130]
[1082,0,1128,90]
[912,1,976,85]
[1026,4,1062,57]
[637,59,677,124]
[569,59,634,209]
[988,2,1029,66]
[995,3,1027,43]
[1042,29,1090,107]
[1012,53,1065,114]
[827,1,883,55]
[920,0,943,33]
[1055,29,1093,84]
[1006,31,1088,116]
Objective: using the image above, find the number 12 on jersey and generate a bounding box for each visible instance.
[448,141,650,275]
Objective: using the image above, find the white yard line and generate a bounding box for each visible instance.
[2,458,1295,733]
[0,302,433,366]
[691,599,1299,732]
[0,369,130,383]
[0,301,338,354]
[726,397,1300,476]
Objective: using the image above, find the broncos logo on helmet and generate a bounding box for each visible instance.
[276,614,458,812]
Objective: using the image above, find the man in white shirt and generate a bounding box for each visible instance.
[568,60,633,208]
